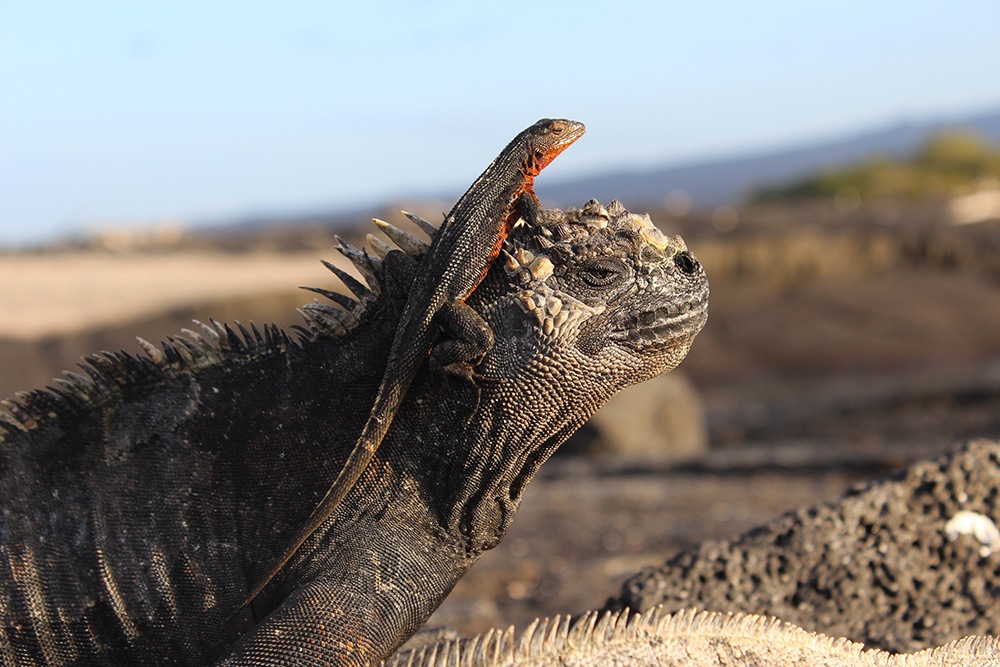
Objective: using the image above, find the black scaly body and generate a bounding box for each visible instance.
[1,191,707,664]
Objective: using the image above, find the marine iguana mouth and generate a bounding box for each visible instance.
[609,298,708,350]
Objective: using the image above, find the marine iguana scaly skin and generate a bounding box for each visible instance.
[385,607,1000,667]
[0,200,706,665]
[247,118,586,604]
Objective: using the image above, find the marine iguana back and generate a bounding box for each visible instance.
[246,119,586,604]
[0,198,706,665]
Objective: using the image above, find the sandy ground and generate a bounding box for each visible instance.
[0,250,341,339]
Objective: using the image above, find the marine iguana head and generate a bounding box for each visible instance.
[351,198,707,546]
[475,197,708,405]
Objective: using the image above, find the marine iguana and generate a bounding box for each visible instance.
[0,200,707,665]
[247,118,586,605]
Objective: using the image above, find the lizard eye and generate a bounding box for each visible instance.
[578,257,626,288]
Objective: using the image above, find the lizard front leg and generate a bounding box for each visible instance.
[429,301,494,383]
[384,250,494,382]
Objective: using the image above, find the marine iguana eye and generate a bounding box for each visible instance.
[577,257,626,288]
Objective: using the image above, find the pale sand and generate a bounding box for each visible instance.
[0,250,353,340]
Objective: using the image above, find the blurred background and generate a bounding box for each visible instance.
[3,0,1000,637]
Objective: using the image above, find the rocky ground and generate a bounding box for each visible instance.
[3,201,1000,649]
[426,369,1000,641]
[608,439,1000,653]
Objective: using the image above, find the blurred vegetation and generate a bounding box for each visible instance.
[753,132,1000,202]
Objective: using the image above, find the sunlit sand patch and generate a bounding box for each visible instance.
[0,251,346,340]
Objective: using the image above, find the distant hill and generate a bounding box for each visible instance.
[536,107,1000,208]
[207,106,1000,241]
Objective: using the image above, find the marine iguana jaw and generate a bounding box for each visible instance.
[609,297,708,351]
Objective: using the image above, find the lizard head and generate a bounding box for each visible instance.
[475,198,708,404]
[521,118,587,176]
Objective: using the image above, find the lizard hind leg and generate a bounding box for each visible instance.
[430,301,494,383]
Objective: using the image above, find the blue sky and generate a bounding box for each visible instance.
[2,1,1000,246]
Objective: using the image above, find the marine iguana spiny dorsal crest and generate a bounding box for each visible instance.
[0,200,706,666]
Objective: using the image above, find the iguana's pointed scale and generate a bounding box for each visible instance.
[299,305,351,336]
[58,370,91,394]
[161,339,184,366]
[372,217,430,256]
[234,323,257,353]
[0,406,25,433]
[221,323,245,353]
[264,323,278,348]
[170,337,201,364]
[180,325,222,361]
[575,608,600,644]
[482,627,506,665]
[49,378,79,396]
[321,259,373,302]
[173,335,206,362]
[44,386,76,408]
[366,234,395,260]
[2,397,36,429]
[300,285,359,312]
[194,319,221,343]
[290,323,313,342]
[83,354,117,386]
[517,617,542,660]
[334,237,383,298]
[136,337,164,364]
[249,322,265,348]
[275,323,291,348]
[401,210,439,239]
[180,328,207,347]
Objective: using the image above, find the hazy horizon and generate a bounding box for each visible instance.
[3,1,1000,246]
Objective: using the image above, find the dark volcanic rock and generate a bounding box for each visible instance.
[607,439,1000,652]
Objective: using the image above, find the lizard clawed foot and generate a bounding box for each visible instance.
[430,301,494,383]
[516,191,541,227]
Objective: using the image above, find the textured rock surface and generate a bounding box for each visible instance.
[608,439,1000,652]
